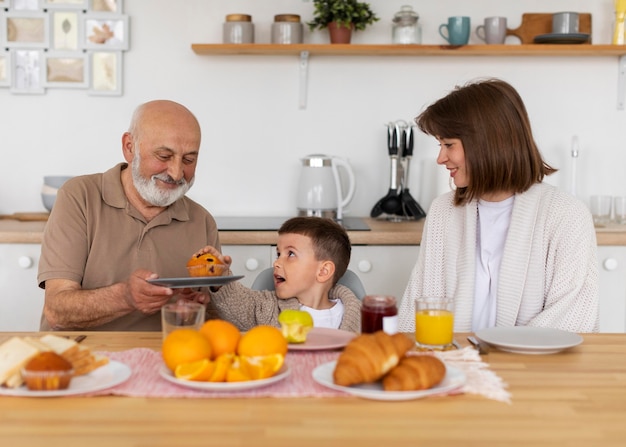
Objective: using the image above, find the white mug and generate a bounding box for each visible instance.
[476,17,507,44]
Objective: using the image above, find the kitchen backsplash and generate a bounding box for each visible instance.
[0,0,623,218]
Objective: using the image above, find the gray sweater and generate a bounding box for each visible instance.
[209,281,362,333]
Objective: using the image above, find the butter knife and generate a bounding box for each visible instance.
[467,336,490,355]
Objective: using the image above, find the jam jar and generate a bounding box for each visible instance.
[271,14,303,44]
[392,5,421,44]
[223,14,254,44]
[361,295,398,334]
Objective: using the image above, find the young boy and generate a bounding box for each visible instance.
[196,217,361,333]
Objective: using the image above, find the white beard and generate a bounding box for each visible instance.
[131,150,193,207]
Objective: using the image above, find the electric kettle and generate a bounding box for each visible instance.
[296,154,356,220]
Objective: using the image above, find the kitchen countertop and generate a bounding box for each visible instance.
[1,215,626,245]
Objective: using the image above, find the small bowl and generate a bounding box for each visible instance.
[43,175,73,189]
[41,193,57,212]
[187,263,228,277]
[21,367,74,391]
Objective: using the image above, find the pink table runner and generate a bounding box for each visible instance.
[87,347,510,402]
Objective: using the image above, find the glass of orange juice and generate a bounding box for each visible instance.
[414,297,454,350]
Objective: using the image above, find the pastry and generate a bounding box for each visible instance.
[333,331,414,387]
[186,253,226,277]
[21,352,73,391]
[382,354,446,391]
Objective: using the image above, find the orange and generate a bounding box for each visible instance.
[174,358,214,381]
[225,357,252,382]
[162,328,212,372]
[237,325,288,357]
[240,354,285,380]
[199,320,241,360]
[209,353,235,382]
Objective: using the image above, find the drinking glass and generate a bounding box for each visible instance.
[414,297,454,350]
[590,195,612,226]
[161,301,205,342]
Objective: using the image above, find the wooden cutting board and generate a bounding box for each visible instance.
[0,212,50,221]
[506,13,592,44]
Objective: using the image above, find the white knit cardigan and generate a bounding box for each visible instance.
[398,182,600,333]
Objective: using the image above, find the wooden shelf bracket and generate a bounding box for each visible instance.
[618,55,626,110]
[299,50,309,109]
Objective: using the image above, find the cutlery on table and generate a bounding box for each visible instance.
[467,336,490,355]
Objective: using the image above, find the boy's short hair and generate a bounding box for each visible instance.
[278,217,351,285]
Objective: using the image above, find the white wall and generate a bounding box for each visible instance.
[1,0,624,218]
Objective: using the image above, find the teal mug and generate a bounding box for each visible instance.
[439,16,471,45]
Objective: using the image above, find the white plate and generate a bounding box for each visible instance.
[312,360,465,401]
[147,275,244,288]
[475,327,583,355]
[288,327,356,351]
[0,361,131,397]
[159,363,290,391]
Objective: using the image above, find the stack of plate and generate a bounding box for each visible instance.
[41,175,73,211]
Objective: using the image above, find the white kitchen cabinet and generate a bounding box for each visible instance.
[349,245,419,306]
[223,244,419,303]
[597,246,626,332]
[0,244,45,331]
[222,245,275,288]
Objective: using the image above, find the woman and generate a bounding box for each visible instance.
[398,78,599,333]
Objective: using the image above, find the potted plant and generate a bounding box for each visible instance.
[307,0,379,44]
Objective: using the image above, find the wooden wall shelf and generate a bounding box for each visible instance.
[191,43,626,57]
[191,44,626,109]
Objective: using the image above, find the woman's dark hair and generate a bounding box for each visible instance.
[278,217,351,285]
[416,78,556,206]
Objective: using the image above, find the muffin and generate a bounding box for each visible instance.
[186,253,227,277]
[22,352,74,391]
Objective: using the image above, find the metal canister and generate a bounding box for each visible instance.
[271,14,303,44]
[223,14,254,44]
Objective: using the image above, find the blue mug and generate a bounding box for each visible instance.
[439,16,471,45]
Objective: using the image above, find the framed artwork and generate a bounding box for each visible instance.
[10,0,41,10]
[10,48,45,94]
[3,12,49,48]
[88,50,121,95]
[43,51,87,87]
[83,14,128,50]
[50,10,81,50]
[0,51,11,87]
[42,0,87,9]
[89,0,122,13]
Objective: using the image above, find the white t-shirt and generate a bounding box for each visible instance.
[473,196,514,331]
[301,299,344,329]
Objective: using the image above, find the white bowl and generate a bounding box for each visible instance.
[41,193,57,212]
[43,176,72,188]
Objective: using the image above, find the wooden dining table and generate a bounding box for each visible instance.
[1,331,625,447]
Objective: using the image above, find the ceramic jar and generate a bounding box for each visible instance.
[223,14,254,44]
[271,14,303,44]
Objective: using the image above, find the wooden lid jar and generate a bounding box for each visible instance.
[223,14,254,44]
[271,14,303,44]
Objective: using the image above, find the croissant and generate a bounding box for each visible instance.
[333,331,414,387]
[382,354,446,391]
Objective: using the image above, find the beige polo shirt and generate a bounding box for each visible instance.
[38,163,221,331]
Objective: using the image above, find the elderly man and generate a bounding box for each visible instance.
[38,100,220,330]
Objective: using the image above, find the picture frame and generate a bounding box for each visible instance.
[87,50,121,96]
[43,51,87,88]
[83,14,128,50]
[0,51,11,87]
[3,12,49,48]
[50,9,82,50]
[10,0,42,11]
[89,0,122,14]
[42,0,87,10]
[10,48,45,94]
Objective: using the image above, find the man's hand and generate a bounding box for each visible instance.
[125,269,174,314]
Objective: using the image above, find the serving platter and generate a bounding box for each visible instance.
[474,327,583,354]
[159,363,290,391]
[312,360,465,401]
[288,327,356,351]
[0,361,131,397]
[147,275,244,288]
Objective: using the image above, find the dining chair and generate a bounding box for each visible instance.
[250,268,367,300]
